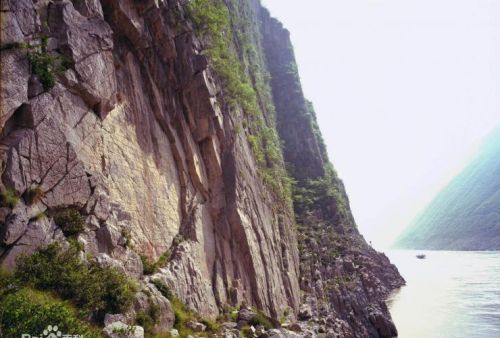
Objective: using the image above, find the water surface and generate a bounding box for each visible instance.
[386,250,500,338]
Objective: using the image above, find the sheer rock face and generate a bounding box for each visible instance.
[0,0,299,321]
[0,0,402,336]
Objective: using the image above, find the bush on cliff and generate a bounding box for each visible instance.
[135,303,160,336]
[141,250,171,275]
[248,310,274,330]
[50,208,86,237]
[187,0,259,114]
[26,35,73,90]
[292,164,348,218]
[14,243,136,319]
[0,287,103,338]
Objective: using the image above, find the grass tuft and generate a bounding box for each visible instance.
[26,186,44,205]
[0,188,20,208]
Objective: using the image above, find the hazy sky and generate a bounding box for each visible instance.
[262,0,500,247]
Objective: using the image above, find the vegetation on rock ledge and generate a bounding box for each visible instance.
[26,36,72,90]
[0,286,103,338]
[0,242,137,337]
[51,208,86,237]
[13,243,136,319]
[186,0,293,208]
[293,164,349,220]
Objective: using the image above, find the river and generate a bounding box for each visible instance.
[386,250,500,338]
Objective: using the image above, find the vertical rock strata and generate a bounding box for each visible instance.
[0,0,403,336]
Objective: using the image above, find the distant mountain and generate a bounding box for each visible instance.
[394,128,500,250]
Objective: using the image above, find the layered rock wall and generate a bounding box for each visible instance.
[0,0,299,320]
[1,0,403,336]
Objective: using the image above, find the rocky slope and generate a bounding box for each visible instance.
[0,0,403,337]
[395,127,500,250]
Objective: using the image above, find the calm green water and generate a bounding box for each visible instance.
[386,250,500,338]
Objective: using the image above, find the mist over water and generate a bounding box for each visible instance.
[386,250,500,338]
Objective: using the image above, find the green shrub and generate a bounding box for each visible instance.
[136,299,161,335]
[136,310,156,335]
[157,250,170,267]
[172,298,191,329]
[292,165,348,219]
[121,228,132,247]
[0,268,14,298]
[26,36,72,90]
[151,279,173,300]
[68,237,84,252]
[92,263,136,315]
[248,310,274,330]
[51,208,85,237]
[0,188,19,208]
[141,250,171,275]
[26,185,44,205]
[240,325,254,338]
[200,318,220,332]
[0,288,103,338]
[141,255,157,275]
[170,297,197,331]
[28,51,56,90]
[14,243,136,319]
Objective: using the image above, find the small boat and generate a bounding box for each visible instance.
[416,254,426,259]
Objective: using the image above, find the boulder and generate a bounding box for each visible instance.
[96,223,122,253]
[237,307,256,322]
[222,322,238,329]
[145,282,175,331]
[104,313,128,327]
[185,320,206,332]
[0,217,66,270]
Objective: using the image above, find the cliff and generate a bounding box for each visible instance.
[0,0,403,337]
[260,8,405,337]
[395,128,500,250]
